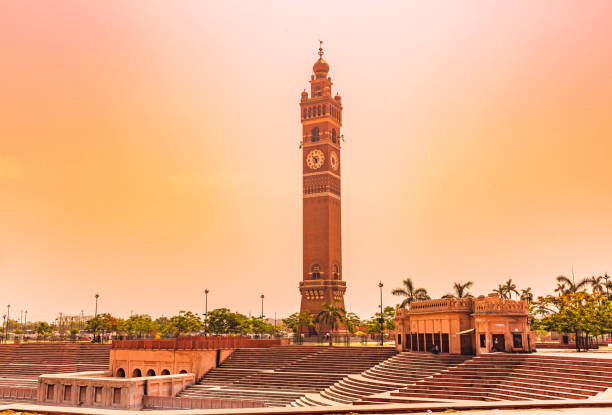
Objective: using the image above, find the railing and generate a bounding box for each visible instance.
[111,336,286,350]
[143,395,264,409]
[473,300,528,314]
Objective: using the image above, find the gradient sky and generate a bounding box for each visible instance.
[1,1,611,323]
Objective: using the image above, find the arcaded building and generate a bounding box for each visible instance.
[394,294,535,355]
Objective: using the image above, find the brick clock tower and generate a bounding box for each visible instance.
[298,44,346,334]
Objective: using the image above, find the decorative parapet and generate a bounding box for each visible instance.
[407,298,474,314]
[473,297,528,315]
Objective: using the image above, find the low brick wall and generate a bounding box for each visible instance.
[0,386,37,400]
[143,395,265,409]
[112,337,289,350]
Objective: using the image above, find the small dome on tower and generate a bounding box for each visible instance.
[323,86,331,96]
[313,58,329,79]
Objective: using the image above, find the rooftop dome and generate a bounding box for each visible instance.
[313,57,329,79]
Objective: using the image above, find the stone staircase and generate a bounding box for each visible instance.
[0,343,111,390]
[177,346,397,407]
[291,352,470,406]
[358,354,612,404]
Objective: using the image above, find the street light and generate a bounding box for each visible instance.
[94,293,99,318]
[6,304,10,341]
[260,294,265,319]
[204,289,210,336]
[378,282,384,346]
[604,273,610,298]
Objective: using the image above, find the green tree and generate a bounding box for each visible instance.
[283,311,314,333]
[207,308,249,335]
[85,313,120,337]
[35,322,53,340]
[365,306,396,335]
[392,278,430,308]
[493,284,508,299]
[442,281,474,298]
[344,312,361,334]
[247,317,276,335]
[532,292,611,351]
[314,301,346,345]
[69,328,79,342]
[119,314,156,338]
[161,311,202,337]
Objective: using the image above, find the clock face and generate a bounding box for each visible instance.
[306,149,325,170]
[330,151,338,171]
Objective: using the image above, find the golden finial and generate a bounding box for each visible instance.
[318,40,324,58]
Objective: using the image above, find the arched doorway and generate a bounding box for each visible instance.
[179,370,187,374]
[132,368,142,378]
[116,368,125,378]
[161,369,170,375]
[146,369,156,377]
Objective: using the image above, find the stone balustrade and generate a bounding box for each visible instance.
[112,336,288,350]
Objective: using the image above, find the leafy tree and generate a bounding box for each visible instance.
[314,301,346,345]
[442,281,474,298]
[247,317,276,335]
[119,314,156,338]
[283,311,314,333]
[365,306,396,335]
[86,313,119,335]
[162,311,202,337]
[69,328,79,341]
[392,278,430,308]
[35,322,53,340]
[531,292,611,351]
[344,312,361,334]
[207,308,249,335]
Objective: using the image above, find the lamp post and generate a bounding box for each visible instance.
[2,315,5,344]
[378,282,384,346]
[94,293,99,318]
[204,289,209,336]
[260,294,265,319]
[604,273,610,298]
[6,304,10,341]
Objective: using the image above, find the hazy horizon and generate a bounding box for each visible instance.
[1,1,611,323]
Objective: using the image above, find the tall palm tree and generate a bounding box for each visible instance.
[502,279,519,300]
[493,285,508,299]
[520,287,534,303]
[314,301,346,346]
[392,278,430,308]
[555,275,589,295]
[588,275,605,294]
[442,281,474,298]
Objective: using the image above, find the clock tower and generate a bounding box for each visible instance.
[299,44,346,333]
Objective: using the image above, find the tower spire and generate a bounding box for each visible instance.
[318,40,324,58]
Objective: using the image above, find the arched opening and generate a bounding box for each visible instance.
[161,369,171,375]
[308,107,312,118]
[303,109,307,119]
[311,127,320,142]
[116,368,125,378]
[132,368,142,378]
[179,370,188,374]
[311,264,321,280]
[322,105,326,115]
[317,105,321,116]
[331,129,336,143]
[146,369,156,377]
[333,264,340,280]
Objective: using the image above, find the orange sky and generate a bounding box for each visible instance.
[1,1,611,322]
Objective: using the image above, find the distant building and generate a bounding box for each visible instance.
[395,294,535,355]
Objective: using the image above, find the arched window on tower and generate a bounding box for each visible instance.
[303,109,307,119]
[333,264,340,280]
[308,107,312,118]
[317,105,321,116]
[331,129,336,143]
[311,127,320,142]
[322,105,326,115]
[311,264,321,280]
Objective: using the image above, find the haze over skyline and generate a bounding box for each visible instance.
[1,1,611,322]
